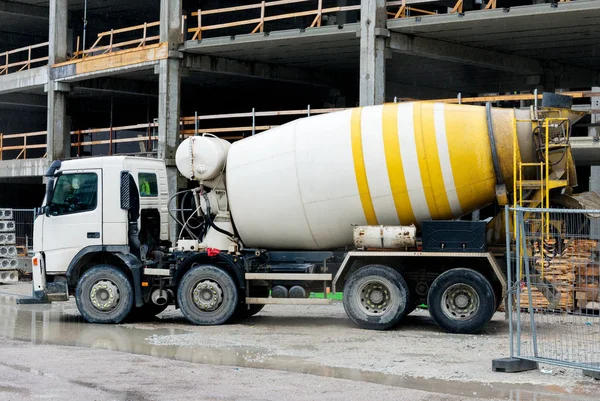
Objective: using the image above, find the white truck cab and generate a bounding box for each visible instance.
[30,156,169,309]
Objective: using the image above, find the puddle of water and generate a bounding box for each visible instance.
[0,290,595,401]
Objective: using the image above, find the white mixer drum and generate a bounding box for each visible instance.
[226,102,502,250]
[176,136,231,182]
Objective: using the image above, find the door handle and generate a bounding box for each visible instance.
[87,232,100,239]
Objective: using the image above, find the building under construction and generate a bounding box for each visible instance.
[0,0,599,207]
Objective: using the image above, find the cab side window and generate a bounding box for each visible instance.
[49,173,98,216]
[138,173,158,197]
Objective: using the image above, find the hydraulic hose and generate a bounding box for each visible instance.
[202,193,236,238]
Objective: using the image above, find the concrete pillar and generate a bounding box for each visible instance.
[158,0,183,244]
[359,0,387,106]
[46,0,70,161]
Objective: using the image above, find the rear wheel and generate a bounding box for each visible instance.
[177,264,238,325]
[343,264,410,330]
[427,268,495,334]
[75,264,134,324]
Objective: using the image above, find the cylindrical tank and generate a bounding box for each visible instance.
[175,135,231,183]
[225,102,526,250]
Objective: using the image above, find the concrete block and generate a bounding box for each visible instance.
[0,221,15,232]
[583,369,600,380]
[0,246,17,257]
[0,258,18,269]
[0,270,18,283]
[0,209,13,220]
[0,233,16,244]
[492,357,539,373]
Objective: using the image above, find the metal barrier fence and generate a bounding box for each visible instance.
[10,209,35,256]
[506,206,600,376]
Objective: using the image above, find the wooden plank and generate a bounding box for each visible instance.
[180,125,273,134]
[180,107,345,122]
[4,41,48,55]
[194,0,309,16]
[245,297,332,305]
[435,91,600,104]
[245,273,332,280]
[52,42,168,75]
[77,36,160,56]
[98,21,159,37]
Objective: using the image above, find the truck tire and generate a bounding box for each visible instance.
[343,264,410,330]
[178,264,238,325]
[236,286,268,320]
[127,302,168,321]
[427,268,495,334]
[75,264,134,324]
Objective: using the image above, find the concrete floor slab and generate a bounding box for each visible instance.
[0,67,48,96]
[0,159,48,178]
[183,23,360,72]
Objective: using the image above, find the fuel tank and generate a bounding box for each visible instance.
[224,102,531,250]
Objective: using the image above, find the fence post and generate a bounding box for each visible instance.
[252,108,256,136]
[23,135,27,159]
[27,46,32,69]
[5,53,8,74]
[260,1,265,33]
[307,104,311,117]
[195,110,198,135]
[0,133,3,161]
[195,9,202,40]
[142,22,147,46]
[109,29,114,53]
[75,36,80,58]
[317,0,323,27]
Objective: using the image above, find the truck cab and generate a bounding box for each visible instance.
[31,157,169,311]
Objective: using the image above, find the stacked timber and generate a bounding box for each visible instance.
[519,239,598,311]
[571,240,600,309]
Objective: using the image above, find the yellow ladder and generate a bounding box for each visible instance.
[512,115,571,278]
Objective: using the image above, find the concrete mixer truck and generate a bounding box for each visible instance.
[21,96,591,333]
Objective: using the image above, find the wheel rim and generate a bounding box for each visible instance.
[357,279,395,316]
[441,283,480,321]
[192,280,224,312]
[89,280,120,311]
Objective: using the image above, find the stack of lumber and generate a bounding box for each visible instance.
[571,240,600,308]
[519,239,597,311]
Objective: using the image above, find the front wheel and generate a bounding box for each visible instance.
[427,268,495,334]
[342,264,410,330]
[177,264,238,325]
[75,265,134,324]
[235,286,268,319]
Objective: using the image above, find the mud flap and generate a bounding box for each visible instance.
[16,282,68,305]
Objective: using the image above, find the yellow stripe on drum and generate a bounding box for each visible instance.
[443,104,496,213]
[382,103,415,225]
[434,103,463,217]
[414,103,452,220]
[350,108,378,225]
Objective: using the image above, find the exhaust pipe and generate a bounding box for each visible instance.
[151,289,173,306]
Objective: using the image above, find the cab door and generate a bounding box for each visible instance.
[42,170,102,273]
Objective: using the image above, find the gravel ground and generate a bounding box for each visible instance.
[1,282,598,400]
[0,339,482,401]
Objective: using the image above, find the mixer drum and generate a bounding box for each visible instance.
[226,102,504,250]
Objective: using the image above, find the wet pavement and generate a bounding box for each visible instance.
[0,282,597,400]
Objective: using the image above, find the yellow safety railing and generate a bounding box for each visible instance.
[71,21,160,60]
[0,42,49,75]
[189,0,361,40]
